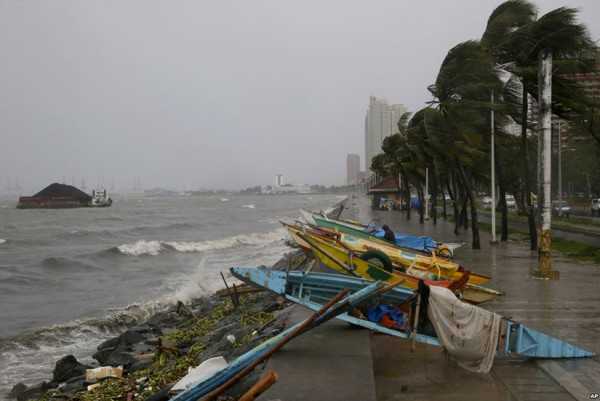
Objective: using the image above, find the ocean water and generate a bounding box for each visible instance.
[0,193,344,398]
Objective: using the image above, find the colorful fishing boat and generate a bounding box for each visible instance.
[290,226,501,304]
[309,213,458,257]
[284,221,490,287]
[231,267,595,363]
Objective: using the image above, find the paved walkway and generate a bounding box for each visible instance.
[258,194,599,400]
[348,194,600,401]
[259,306,377,401]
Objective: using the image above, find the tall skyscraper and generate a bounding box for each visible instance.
[275,174,284,187]
[364,96,407,173]
[346,154,360,185]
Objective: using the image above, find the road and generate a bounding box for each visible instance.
[478,210,600,247]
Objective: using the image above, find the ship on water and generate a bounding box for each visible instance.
[17,183,113,209]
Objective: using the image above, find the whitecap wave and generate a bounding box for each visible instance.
[242,204,255,209]
[220,198,229,202]
[0,299,172,397]
[117,240,163,256]
[116,228,286,256]
[0,239,6,245]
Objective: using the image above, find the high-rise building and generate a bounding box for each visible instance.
[275,174,284,187]
[364,96,407,173]
[346,154,360,185]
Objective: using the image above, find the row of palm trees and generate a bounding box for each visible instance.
[370,0,598,250]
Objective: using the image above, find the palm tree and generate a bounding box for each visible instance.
[428,40,504,249]
[481,1,595,250]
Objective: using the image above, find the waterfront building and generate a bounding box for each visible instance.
[275,174,284,187]
[364,96,407,173]
[346,154,360,185]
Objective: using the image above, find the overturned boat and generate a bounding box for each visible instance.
[232,267,594,373]
[284,222,501,304]
[306,211,461,257]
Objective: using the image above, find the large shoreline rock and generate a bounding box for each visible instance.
[8,250,307,401]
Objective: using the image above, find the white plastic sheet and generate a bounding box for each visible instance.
[171,356,229,392]
[427,285,500,373]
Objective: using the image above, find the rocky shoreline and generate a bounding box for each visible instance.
[8,250,309,401]
[7,198,348,401]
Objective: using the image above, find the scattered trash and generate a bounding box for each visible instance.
[87,383,101,392]
[85,366,124,383]
[171,356,229,392]
[226,334,236,344]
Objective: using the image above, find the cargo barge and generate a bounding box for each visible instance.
[17,183,112,209]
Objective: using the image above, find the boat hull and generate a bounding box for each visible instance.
[288,226,501,304]
[231,267,595,360]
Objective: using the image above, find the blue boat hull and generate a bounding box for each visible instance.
[231,267,594,359]
[169,276,385,401]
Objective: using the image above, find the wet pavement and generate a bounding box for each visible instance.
[348,194,600,400]
[259,306,377,401]
[259,195,599,400]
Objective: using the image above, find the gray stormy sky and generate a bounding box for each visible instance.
[0,1,599,191]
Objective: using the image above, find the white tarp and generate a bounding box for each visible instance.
[171,356,228,392]
[427,285,501,373]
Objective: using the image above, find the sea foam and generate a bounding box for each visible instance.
[116,228,286,256]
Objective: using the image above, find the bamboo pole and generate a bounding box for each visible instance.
[199,289,350,401]
[238,370,279,401]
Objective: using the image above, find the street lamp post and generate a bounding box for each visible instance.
[490,90,497,243]
[533,48,559,280]
[558,120,562,217]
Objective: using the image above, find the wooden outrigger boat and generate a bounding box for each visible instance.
[232,267,595,361]
[306,215,482,281]
[309,213,458,257]
[284,221,491,286]
[284,222,501,304]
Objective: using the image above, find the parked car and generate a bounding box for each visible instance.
[505,194,516,209]
[591,198,600,217]
[481,196,492,209]
[552,200,571,217]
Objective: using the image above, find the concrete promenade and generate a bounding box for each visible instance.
[261,195,600,400]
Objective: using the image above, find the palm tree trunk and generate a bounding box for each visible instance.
[521,83,538,250]
[442,179,448,220]
[446,179,460,235]
[417,186,425,224]
[402,172,411,221]
[458,164,480,249]
[499,183,508,241]
[461,192,469,230]
[431,166,438,225]
[494,145,509,241]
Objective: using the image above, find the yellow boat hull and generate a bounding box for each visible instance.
[287,227,501,304]
[338,234,490,286]
[286,224,489,287]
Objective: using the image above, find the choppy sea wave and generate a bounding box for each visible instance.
[114,228,286,256]
[0,257,224,398]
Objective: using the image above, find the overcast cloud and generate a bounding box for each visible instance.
[1,0,598,191]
